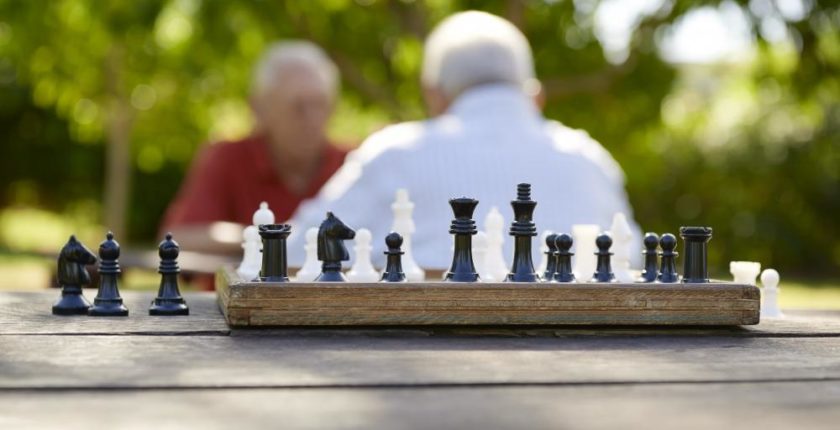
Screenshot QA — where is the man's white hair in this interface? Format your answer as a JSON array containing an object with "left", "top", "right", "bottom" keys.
[
  {"left": 421, "top": 11, "right": 537, "bottom": 99},
  {"left": 252, "top": 40, "right": 339, "bottom": 97}
]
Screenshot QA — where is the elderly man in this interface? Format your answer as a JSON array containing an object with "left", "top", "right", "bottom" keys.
[
  {"left": 289, "top": 12, "right": 640, "bottom": 269},
  {"left": 162, "top": 41, "right": 347, "bottom": 254}
]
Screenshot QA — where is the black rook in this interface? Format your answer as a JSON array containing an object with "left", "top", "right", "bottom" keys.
[
  {"left": 259, "top": 224, "right": 292, "bottom": 282},
  {"left": 680, "top": 226, "right": 713, "bottom": 283}
]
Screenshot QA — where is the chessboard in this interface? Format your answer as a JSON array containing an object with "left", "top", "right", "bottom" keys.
[{"left": 215, "top": 267, "right": 760, "bottom": 327}]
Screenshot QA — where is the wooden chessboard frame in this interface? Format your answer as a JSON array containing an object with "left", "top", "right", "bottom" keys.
[{"left": 216, "top": 267, "right": 760, "bottom": 327}]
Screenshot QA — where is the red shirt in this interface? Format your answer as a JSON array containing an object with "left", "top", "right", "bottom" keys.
[{"left": 162, "top": 134, "right": 347, "bottom": 229}]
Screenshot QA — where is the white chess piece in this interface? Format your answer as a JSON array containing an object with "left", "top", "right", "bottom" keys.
[
  {"left": 473, "top": 231, "right": 488, "bottom": 282},
  {"left": 293, "top": 227, "right": 320, "bottom": 282},
  {"left": 237, "top": 201, "right": 276, "bottom": 280},
  {"left": 483, "top": 207, "right": 508, "bottom": 282},
  {"left": 610, "top": 213, "right": 635, "bottom": 283},
  {"left": 572, "top": 224, "right": 599, "bottom": 281},
  {"left": 730, "top": 261, "right": 761, "bottom": 285},
  {"left": 760, "top": 268, "right": 784, "bottom": 318},
  {"left": 236, "top": 226, "right": 262, "bottom": 280},
  {"left": 391, "top": 189, "right": 425, "bottom": 281},
  {"left": 347, "top": 228, "right": 380, "bottom": 282},
  {"left": 536, "top": 230, "right": 554, "bottom": 276}
]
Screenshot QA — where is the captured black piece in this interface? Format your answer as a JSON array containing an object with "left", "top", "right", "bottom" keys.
[
  {"left": 89, "top": 232, "right": 128, "bottom": 316},
  {"left": 52, "top": 235, "right": 97, "bottom": 315},
  {"left": 149, "top": 233, "right": 189, "bottom": 315}
]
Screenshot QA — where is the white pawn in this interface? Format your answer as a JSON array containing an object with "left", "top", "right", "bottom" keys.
[
  {"left": 253, "top": 201, "right": 275, "bottom": 226},
  {"left": 347, "top": 228, "right": 379, "bottom": 282},
  {"left": 236, "top": 226, "right": 262, "bottom": 281},
  {"left": 760, "top": 268, "right": 784, "bottom": 318},
  {"left": 293, "top": 227, "right": 320, "bottom": 282},
  {"left": 610, "top": 213, "right": 635, "bottom": 283},
  {"left": 391, "top": 189, "right": 425, "bottom": 281},
  {"left": 572, "top": 224, "right": 600, "bottom": 281},
  {"left": 536, "top": 230, "right": 554, "bottom": 276},
  {"left": 730, "top": 261, "right": 761, "bottom": 285},
  {"left": 483, "top": 207, "right": 509, "bottom": 282},
  {"left": 473, "top": 231, "right": 489, "bottom": 282}
]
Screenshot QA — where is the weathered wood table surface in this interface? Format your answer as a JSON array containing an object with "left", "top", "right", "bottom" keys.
[{"left": 2, "top": 291, "right": 839, "bottom": 429}]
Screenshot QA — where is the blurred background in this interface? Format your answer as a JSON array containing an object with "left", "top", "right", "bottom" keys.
[{"left": 0, "top": 0, "right": 837, "bottom": 303}]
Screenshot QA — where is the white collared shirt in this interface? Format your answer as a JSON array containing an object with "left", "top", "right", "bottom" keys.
[{"left": 287, "top": 84, "right": 641, "bottom": 269}]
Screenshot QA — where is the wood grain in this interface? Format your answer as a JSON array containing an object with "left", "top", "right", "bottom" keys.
[{"left": 217, "top": 267, "right": 760, "bottom": 327}]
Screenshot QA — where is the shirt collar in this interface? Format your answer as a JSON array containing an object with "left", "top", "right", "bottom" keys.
[{"left": 446, "top": 84, "right": 540, "bottom": 122}]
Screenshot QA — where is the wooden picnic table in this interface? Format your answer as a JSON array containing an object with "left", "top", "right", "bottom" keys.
[{"left": 1, "top": 291, "right": 839, "bottom": 429}]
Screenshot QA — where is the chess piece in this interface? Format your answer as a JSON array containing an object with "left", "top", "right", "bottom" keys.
[
  {"left": 258, "top": 224, "right": 292, "bottom": 282},
  {"left": 149, "top": 233, "right": 189, "bottom": 315},
  {"left": 638, "top": 233, "right": 659, "bottom": 283},
  {"left": 346, "top": 228, "right": 379, "bottom": 282},
  {"left": 381, "top": 232, "right": 407, "bottom": 282},
  {"left": 315, "top": 212, "right": 356, "bottom": 282},
  {"left": 52, "top": 235, "right": 97, "bottom": 315},
  {"left": 553, "top": 233, "right": 576, "bottom": 283},
  {"left": 88, "top": 232, "right": 128, "bottom": 316},
  {"left": 506, "top": 183, "right": 539, "bottom": 282},
  {"left": 253, "top": 201, "right": 275, "bottom": 226},
  {"left": 473, "top": 231, "right": 489, "bottom": 282},
  {"left": 236, "top": 226, "right": 262, "bottom": 281},
  {"left": 542, "top": 233, "right": 559, "bottom": 281},
  {"left": 294, "top": 227, "right": 321, "bottom": 282},
  {"left": 591, "top": 233, "right": 617, "bottom": 282},
  {"left": 610, "top": 213, "right": 635, "bottom": 283},
  {"left": 680, "top": 226, "right": 713, "bottom": 283},
  {"left": 730, "top": 261, "right": 761, "bottom": 285},
  {"left": 657, "top": 233, "right": 679, "bottom": 283},
  {"left": 536, "top": 230, "right": 554, "bottom": 276},
  {"left": 760, "top": 268, "right": 784, "bottom": 318},
  {"left": 391, "top": 189, "right": 425, "bottom": 281},
  {"left": 444, "top": 197, "right": 480, "bottom": 282},
  {"left": 571, "top": 224, "right": 599, "bottom": 281},
  {"left": 483, "top": 207, "right": 508, "bottom": 282}
]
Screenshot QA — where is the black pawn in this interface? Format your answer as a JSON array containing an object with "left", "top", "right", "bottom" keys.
[
  {"left": 381, "top": 232, "right": 407, "bottom": 283},
  {"left": 259, "top": 224, "right": 292, "bottom": 282},
  {"left": 638, "top": 232, "right": 659, "bottom": 283},
  {"left": 52, "top": 235, "right": 97, "bottom": 315},
  {"left": 89, "top": 232, "right": 128, "bottom": 316},
  {"left": 444, "top": 197, "right": 480, "bottom": 282},
  {"left": 680, "top": 226, "right": 713, "bottom": 283},
  {"left": 542, "top": 233, "right": 559, "bottom": 281},
  {"left": 591, "top": 233, "right": 617, "bottom": 283},
  {"left": 657, "top": 233, "right": 679, "bottom": 283},
  {"left": 506, "top": 183, "right": 539, "bottom": 282},
  {"left": 149, "top": 233, "right": 189, "bottom": 316},
  {"left": 553, "top": 233, "right": 576, "bottom": 283}
]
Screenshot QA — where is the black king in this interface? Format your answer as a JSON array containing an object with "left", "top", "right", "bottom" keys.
[{"left": 506, "top": 183, "right": 539, "bottom": 282}]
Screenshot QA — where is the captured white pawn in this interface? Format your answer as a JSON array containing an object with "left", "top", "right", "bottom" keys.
[
  {"left": 760, "top": 269, "right": 784, "bottom": 318},
  {"left": 483, "top": 206, "right": 509, "bottom": 282},
  {"left": 610, "top": 213, "right": 635, "bottom": 283},
  {"left": 293, "top": 227, "right": 320, "bottom": 282},
  {"left": 391, "top": 189, "right": 425, "bottom": 281},
  {"left": 347, "top": 228, "right": 380, "bottom": 282},
  {"left": 236, "top": 226, "right": 262, "bottom": 281},
  {"left": 730, "top": 261, "right": 761, "bottom": 285}
]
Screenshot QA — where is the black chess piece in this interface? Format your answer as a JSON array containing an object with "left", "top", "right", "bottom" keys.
[
  {"left": 381, "top": 232, "right": 407, "bottom": 283},
  {"left": 680, "top": 226, "right": 713, "bottom": 283},
  {"left": 52, "top": 235, "right": 97, "bottom": 315},
  {"left": 657, "top": 233, "right": 679, "bottom": 283},
  {"left": 542, "top": 233, "right": 559, "bottom": 281},
  {"left": 149, "top": 233, "right": 189, "bottom": 315},
  {"left": 638, "top": 232, "right": 659, "bottom": 283},
  {"left": 506, "top": 183, "right": 539, "bottom": 282},
  {"left": 444, "top": 197, "right": 480, "bottom": 282},
  {"left": 591, "top": 233, "right": 617, "bottom": 283},
  {"left": 88, "top": 232, "right": 128, "bottom": 316},
  {"left": 258, "top": 223, "right": 292, "bottom": 282},
  {"left": 315, "top": 212, "right": 356, "bottom": 282},
  {"left": 553, "top": 233, "right": 576, "bottom": 283}
]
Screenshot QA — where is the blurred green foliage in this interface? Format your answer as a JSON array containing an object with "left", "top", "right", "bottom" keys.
[{"left": 0, "top": 0, "right": 837, "bottom": 276}]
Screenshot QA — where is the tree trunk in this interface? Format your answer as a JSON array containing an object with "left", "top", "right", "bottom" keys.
[{"left": 103, "top": 45, "right": 134, "bottom": 242}]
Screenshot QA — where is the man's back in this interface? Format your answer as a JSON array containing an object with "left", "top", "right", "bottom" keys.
[{"left": 290, "top": 85, "right": 640, "bottom": 269}]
